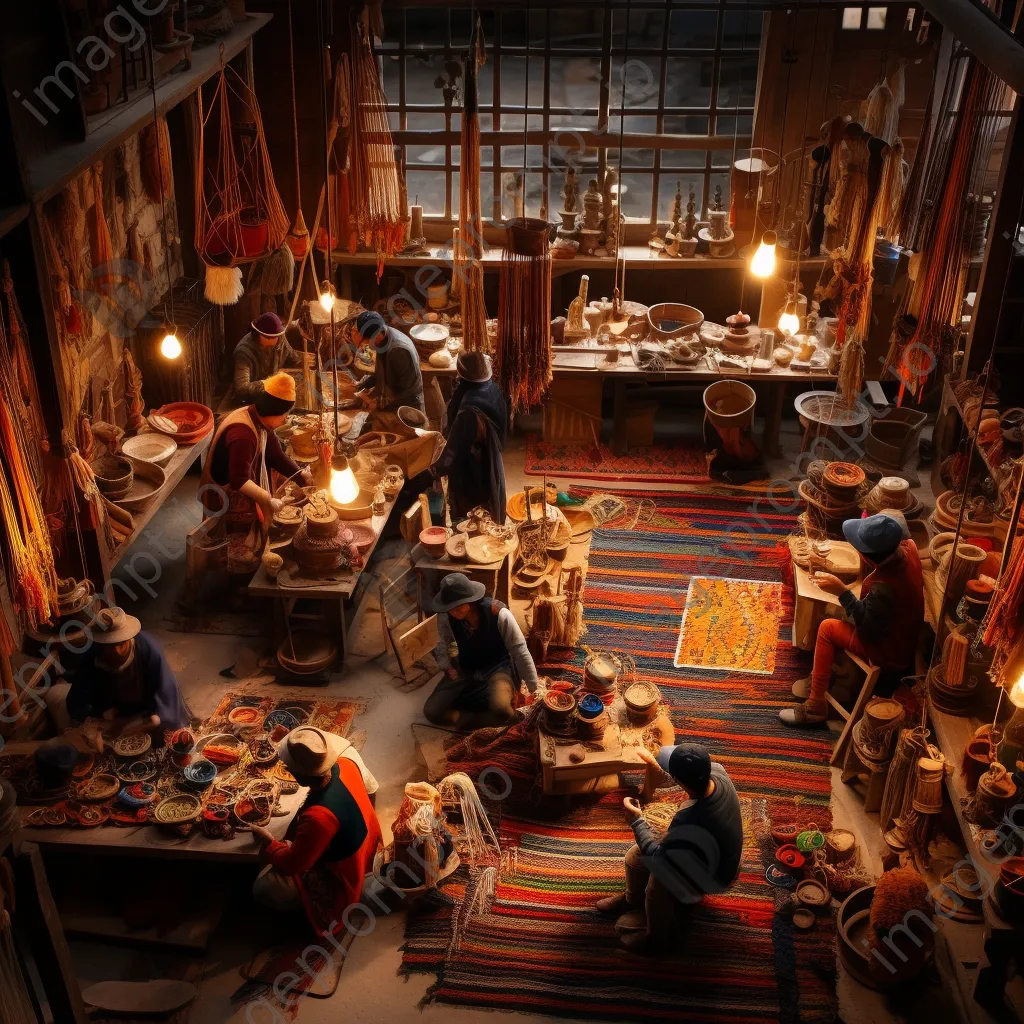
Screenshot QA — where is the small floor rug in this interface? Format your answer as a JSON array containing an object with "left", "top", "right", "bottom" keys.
[
  {"left": 401, "top": 483, "right": 838, "bottom": 1023},
  {"left": 674, "top": 576, "right": 783, "bottom": 675},
  {"left": 525, "top": 434, "right": 711, "bottom": 483},
  {"left": 211, "top": 692, "right": 363, "bottom": 738}
]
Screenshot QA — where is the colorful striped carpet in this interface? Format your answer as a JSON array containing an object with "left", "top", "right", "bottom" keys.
[
  {"left": 525, "top": 434, "right": 711, "bottom": 483},
  {"left": 402, "top": 485, "right": 838, "bottom": 1022}
]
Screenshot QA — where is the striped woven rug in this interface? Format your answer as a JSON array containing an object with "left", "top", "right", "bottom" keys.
[{"left": 403, "top": 485, "right": 838, "bottom": 1022}]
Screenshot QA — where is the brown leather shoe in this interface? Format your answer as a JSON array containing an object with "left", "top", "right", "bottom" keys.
[
  {"left": 594, "top": 892, "right": 631, "bottom": 915},
  {"left": 779, "top": 698, "right": 827, "bottom": 727},
  {"left": 614, "top": 910, "right": 647, "bottom": 933},
  {"left": 619, "top": 930, "right": 656, "bottom": 954}
]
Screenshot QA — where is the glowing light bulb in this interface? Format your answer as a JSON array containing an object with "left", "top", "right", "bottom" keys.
[
  {"left": 750, "top": 230, "right": 777, "bottom": 278},
  {"left": 160, "top": 332, "right": 182, "bottom": 359},
  {"left": 329, "top": 457, "right": 359, "bottom": 505},
  {"left": 1010, "top": 673, "right": 1024, "bottom": 709},
  {"left": 319, "top": 289, "right": 334, "bottom": 313},
  {"left": 777, "top": 308, "right": 800, "bottom": 338}
]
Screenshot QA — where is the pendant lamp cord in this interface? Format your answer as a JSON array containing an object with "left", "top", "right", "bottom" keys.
[{"left": 147, "top": 33, "right": 175, "bottom": 329}]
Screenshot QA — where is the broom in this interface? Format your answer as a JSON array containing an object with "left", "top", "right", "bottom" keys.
[
  {"left": 249, "top": 242, "right": 295, "bottom": 297},
  {"left": 284, "top": 0, "right": 309, "bottom": 259}
]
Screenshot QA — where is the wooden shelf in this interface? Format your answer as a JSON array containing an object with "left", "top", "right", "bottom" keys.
[
  {"left": 940, "top": 377, "right": 1016, "bottom": 499},
  {"left": 332, "top": 244, "right": 829, "bottom": 277},
  {"left": 24, "top": 14, "right": 272, "bottom": 203},
  {"left": 99, "top": 433, "right": 212, "bottom": 578}
]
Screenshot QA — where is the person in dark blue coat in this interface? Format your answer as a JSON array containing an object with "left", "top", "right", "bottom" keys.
[
  {"left": 431, "top": 351, "right": 508, "bottom": 524},
  {"left": 47, "top": 607, "right": 189, "bottom": 750}
]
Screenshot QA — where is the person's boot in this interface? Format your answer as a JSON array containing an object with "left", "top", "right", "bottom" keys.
[
  {"left": 614, "top": 910, "right": 647, "bottom": 933},
  {"left": 594, "top": 892, "right": 631, "bottom": 915},
  {"left": 791, "top": 676, "right": 812, "bottom": 699},
  {"left": 619, "top": 929, "right": 656, "bottom": 954},
  {"left": 779, "top": 697, "right": 827, "bottom": 727}
]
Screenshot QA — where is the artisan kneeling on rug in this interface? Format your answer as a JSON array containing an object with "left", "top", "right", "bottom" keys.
[
  {"left": 597, "top": 743, "right": 743, "bottom": 951},
  {"left": 423, "top": 573, "right": 538, "bottom": 730},
  {"left": 781, "top": 511, "right": 923, "bottom": 726},
  {"left": 46, "top": 607, "right": 188, "bottom": 749},
  {"left": 201, "top": 371, "right": 313, "bottom": 574},
  {"left": 251, "top": 727, "right": 381, "bottom": 933}
]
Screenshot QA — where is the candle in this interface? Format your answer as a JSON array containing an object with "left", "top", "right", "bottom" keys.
[{"left": 410, "top": 203, "right": 423, "bottom": 241}]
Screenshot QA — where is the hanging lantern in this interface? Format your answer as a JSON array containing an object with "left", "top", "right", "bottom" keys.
[
  {"left": 160, "top": 329, "right": 182, "bottom": 360},
  {"left": 778, "top": 299, "right": 800, "bottom": 338},
  {"left": 750, "top": 230, "right": 777, "bottom": 278}
]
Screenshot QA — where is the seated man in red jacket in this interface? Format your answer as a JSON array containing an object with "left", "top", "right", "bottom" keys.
[
  {"left": 781, "top": 511, "right": 924, "bottom": 726},
  {"left": 250, "top": 727, "right": 381, "bottom": 935}
]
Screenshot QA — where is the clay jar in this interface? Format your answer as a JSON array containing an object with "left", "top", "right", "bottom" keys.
[
  {"left": 961, "top": 736, "right": 994, "bottom": 792},
  {"left": 293, "top": 505, "right": 347, "bottom": 574}
]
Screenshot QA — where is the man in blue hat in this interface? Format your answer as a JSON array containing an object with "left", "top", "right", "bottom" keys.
[
  {"left": 595, "top": 741, "right": 743, "bottom": 952},
  {"left": 781, "top": 510, "right": 924, "bottom": 726}
]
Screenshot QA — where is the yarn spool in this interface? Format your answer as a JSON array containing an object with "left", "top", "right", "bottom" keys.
[
  {"left": 941, "top": 542, "right": 987, "bottom": 607},
  {"left": 942, "top": 629, "right": 969, "bottom": 688},
  {"left": 826, "top": 828, "right": 857, "bottom": 864},
  {"left": 623, "top": 681, "right": 661, "bottom": 725},
  {"left": 542, "top": 690, "right": 576, "bottom": 731},
  {"left": 862, "top": 697, "right": 905, "bottom": 746},
  {"left": 822, "top": 462, "right": 867, "bottom": 501},
  {"left": 582, "top": 653, "right": 620, "bottom": 696},
  {"left": 911, "top": 757, "right": 946, "bottom": 814}
]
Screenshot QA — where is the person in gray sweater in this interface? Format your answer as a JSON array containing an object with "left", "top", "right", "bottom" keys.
[
  {"left": 227, "top": 311, "right": 302, "bottom": 408},
  {"left": 596, "top": 742, "right": 743, "bottom": 952}
]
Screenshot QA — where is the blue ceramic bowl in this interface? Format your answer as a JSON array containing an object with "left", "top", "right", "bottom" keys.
[
  {"left": 118, "top": 782, "right": 157, "bottom": 807},
  {"left": 183, "top": 758, "right": 217, "bottom": 787},
  {"left": 263, "top": 710, "right": 299, "bottom": 733},
  {"left": 577, "top": 694, "right": 604, "bottom": 719}
]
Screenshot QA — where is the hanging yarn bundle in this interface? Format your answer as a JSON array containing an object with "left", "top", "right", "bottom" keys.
[
  {"left": 140, "top": 115, "right": 173, "bottom": 203},
  {"left": 457, "top": 20, "right": 489, "bottom": 353},
  {"left": 347, "top": 26, "right": 405, "bottom": 275},
  {"left": 496, "top": 218, "right": 552, "bottom": 416},
  {"left": 884, "top": 53, "right": 1008, "bottom": 400},
  {"left": 0, "top": 310, "right": 59, "bottom": 632},
  {"left": 88, "top": 162, "right": 116, "bottom": 297},
  {"left": 437, "top": 772, "right": 501, "bottom": 867},
  {"left": 195, "top": 65, "right": 290, "bottom": 304}
]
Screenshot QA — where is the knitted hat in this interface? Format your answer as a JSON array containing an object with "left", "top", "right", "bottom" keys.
[
  {"left": 457, "top": 350, "right": 492, "bottom": 383},
  {"left": 356, "top": 310, "right": 388, "bottom": 345},
  {"left": 251, "top": 311, "right": 287, "bottom": 338},
  {"left": 253, "top": 371, "right": 296, "bottom": 418}
]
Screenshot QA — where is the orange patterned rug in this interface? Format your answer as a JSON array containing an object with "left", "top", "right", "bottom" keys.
[{"left": 674, "top": 576, "right": 783, "bottom": 675}]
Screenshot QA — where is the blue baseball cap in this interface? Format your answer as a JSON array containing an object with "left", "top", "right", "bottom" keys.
[
  {"left": 842, "top": 512, "right": 906, "bottom": 556},
  {"left": 656, "top": 742, "right": 712, "bottom": 790}
]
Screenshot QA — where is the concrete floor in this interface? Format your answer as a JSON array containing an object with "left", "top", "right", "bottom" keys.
[{"left": 59, "top": 414, "right": 985, "bottom": 1024}]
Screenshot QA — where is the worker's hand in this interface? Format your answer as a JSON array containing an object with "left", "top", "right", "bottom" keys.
[
  {"left": 300, "top": 468, "right": 314, "bottom": 487},
  {"left": 81, "top": 720, "right": 105, "bottom": 753},
  {"left": 266, "top": 497, "right": 285, "bottom": 515},
  {"left": 813, "top": 571, "right": 845, "bottom": 596},
  {"left": 250, "top": 824, "right": 275, "bottom": 845},
  {"left": 622, "top": 797, "right": 643, "bottom": 823},
  {"left": 635, "top": 746, "right": 660, "bottom": 769}
]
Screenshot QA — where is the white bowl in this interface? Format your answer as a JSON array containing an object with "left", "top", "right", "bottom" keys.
[{"left": 121, "top": 433, "right": 177, "bottom": 467}]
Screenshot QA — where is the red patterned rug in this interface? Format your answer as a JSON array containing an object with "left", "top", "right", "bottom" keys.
[
  {"left": 525, "top": 434, "right": 711, "bottom": 483},
  {"left": 401, "top": 484, "right": 838, "bottom": 1022}
]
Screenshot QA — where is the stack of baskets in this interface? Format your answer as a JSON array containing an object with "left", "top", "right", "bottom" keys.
[{"left": 799, "top": 461, "right": 868, "bottom": 537}]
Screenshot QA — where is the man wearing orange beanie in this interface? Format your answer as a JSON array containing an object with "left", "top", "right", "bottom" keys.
[{"left": 201, "top": 371, "right": 312, "bottom": 574}]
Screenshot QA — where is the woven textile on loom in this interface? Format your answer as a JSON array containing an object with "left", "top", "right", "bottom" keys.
[{"left": 402, "top": 485, "right": 836, "bottom": 1023}]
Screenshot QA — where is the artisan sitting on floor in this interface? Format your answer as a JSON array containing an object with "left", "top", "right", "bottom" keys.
[
  {"left": 45, "top": 607, "right": 189, "bottom": 749},
  {"left": 596, "top": 742, "right": 743, "bottom": 952},
  {"left": 251, "top": 727, "right": 381, "bottom": 933},
  {"left": 781, "top": 510, "right": 923, "bottom": 727},
  {"left": 423, "top": 573, "right": 539, "bottom": 730}
]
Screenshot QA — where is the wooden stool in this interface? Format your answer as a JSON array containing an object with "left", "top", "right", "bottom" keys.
[
  {"left": 828, "top": 651, "right": 882, "bottom": 768},
  {"left": 841, "top": 736, "right": 891, "bottom": 812}
]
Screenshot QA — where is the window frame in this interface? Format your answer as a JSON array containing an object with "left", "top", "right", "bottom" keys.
[{"left": 377, "top": 1, "right": 765, "bottom": 241}]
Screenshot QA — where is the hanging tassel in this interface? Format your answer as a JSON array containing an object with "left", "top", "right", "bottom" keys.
[
  {"left": 88, "top": 163, "right": 115, "bottom": 297},
  {"left": 141, "top": 116, "right": 174, "bottom": 202},
  {"left": 204, "top": 264, "right": 244, "bottom": 305},
  {"left": 286, "top": 209, "right": 309, "bottom": 259},
  {"left": 248, "top": 243, "right": 294, "bottom": 297}
]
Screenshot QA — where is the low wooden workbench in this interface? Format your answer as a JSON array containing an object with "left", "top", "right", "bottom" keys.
[
  {"left": 791, "top": 561, "right": 862, "bottom": 651},
  {"left": 423, "top": 352, "right": 836, "bottom": 457}
]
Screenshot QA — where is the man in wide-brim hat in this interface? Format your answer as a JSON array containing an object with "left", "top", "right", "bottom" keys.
[
  {"left": 781, "top": 510, "right": 923, "bottom": 726},
  {"left": 422, "top": 572, "right": 538, "bottom": 730},
  {"left": 227, "top": 311, "right": 304, "bottom": 408},
  {"left": 430, "top": 351, "right": 508, "bottom": 523},
  {"left": 45, "top": 606, "right": 189, "bottom": 750},
  {"left": 249, "top": 727, "right": 381, "bottom": 933}
]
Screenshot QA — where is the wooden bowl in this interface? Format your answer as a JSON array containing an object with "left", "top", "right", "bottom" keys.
[
  {"left": 91, "top": 455, "right": 134, "bottom": 501},
  {"left": 277, "top": 630, "right": 338, "bottom": 675},
  {"left": 150, "top": 402, "right": 214, "bottom": 445},
  {"left": 121, "top": 432, "right": 177, "bottom": 466},
  {"left": 117, "top": 458, "right": 167, "bottom": 511}
]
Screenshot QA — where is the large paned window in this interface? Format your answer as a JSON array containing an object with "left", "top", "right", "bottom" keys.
[{"left": 378, "top": 2, "right": 764, "bottom": 235}]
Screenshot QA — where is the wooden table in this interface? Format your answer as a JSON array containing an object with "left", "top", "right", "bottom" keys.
[
  {"left": 3, "top": 740, "right": 301, "bottom": 862},
  {"left": 410, "top": 542, "right": 510, "bottom": 606},
  {"left": 791, "top": 561, "right": 862, "bottom": 651},
  {"left": 537, "top": 713, "right": 674, "bottom": 795},
  {"left": 423, "top": 352, "right": 836, "bottom": 456},
  {"left": 98, "top": 433, "right": 213, "bottom": 578},
  {"left": 247, "top": 495, "right": 399, "bottom": 669}
]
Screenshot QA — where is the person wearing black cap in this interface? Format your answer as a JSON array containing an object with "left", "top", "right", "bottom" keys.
[
  {"left": 596, "top": 742, "right": 743, "bottom": 952},
  {"left": 431, "top": 351, "right": 508, "bottom": 523},
  {"left": 422, "top": 573, "right": 538, "bottom": 730},
  {"left": 781, "top": 510, "right": 923, "bottom": 726},
  {"left": 227, "top": 311, "right": 302, "bottom": 408},
  {"left": 200, "top": 371, "right": 312, "bottom": 572},
  {"left": 354, "top": 311, "right": 424, "bottom": 431}
]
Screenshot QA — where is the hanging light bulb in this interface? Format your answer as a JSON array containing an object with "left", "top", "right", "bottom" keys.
[
  {"left": 160, "top": 329, "right": 182, "bottom": 360},
  {"left": 750, "top": 230, "right": 777, "bottom": 278},
  {"left": 777, "top": 299, "right": 800, "bottom": 338},
  {"left": 329, "top": 451, "right": 359, "bottom": 506},
  {"left": 319, "top": 280, "right": 336, "bottom": 313}
]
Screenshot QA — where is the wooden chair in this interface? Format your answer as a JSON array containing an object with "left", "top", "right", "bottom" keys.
[{"left": 828, "top": 651, "right": 882, "bottom": 768}]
